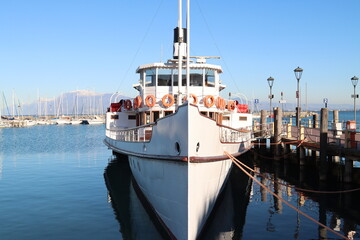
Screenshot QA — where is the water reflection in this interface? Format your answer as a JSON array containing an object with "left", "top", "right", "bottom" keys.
[
  {"left": 104, "top": 155, "right": 254, "bottom": 240},
  {"left": 253, "top": 152, "right": 360, "bottom": 239},
  {"left": 104, "top": 155, "right": 165, "bottom": 239}
]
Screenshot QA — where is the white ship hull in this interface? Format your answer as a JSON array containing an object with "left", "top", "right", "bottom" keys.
[{"left": 105, "top": 104, "right": 252, "bottom": 239}]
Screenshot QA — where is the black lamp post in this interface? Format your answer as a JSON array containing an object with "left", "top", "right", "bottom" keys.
[
  {"left": 294, "top": 67, "right": 303, "bottom": 127},
  {"left": 267, "top": 77, "right": 274, "bottom": 119},
  {"left": 351, "top": 76, "right": 359, "bottom": 124}
]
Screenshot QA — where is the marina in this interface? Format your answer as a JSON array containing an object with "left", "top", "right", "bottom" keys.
[
  {"left": 1, "top": 0, "right": 360, "bottom": 239},
  {"left": 0, "top": 124, "right": 359, "bottom": 239}
]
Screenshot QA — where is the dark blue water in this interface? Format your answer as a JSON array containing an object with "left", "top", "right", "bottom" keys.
[{"left": 0, "top": 125, "right": 359, "bottom": 239}]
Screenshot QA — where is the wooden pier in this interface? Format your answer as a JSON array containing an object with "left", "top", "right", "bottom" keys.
[{"left": 253, "top": 108, "right": 360, "bottom": 184}]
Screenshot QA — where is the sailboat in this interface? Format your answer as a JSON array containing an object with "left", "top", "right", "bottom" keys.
[{"left": 104, "top": 1, "right": 253, "bottom": 239}]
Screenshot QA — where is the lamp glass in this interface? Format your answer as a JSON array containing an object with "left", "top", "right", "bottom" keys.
[
  {"left": 351, "top": 76, "right": 359, "bottom": 87},
  {"left": 267, "top": 77, "right": 274, "bottom": 87}
]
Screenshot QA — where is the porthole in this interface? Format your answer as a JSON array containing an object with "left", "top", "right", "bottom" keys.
[{"left": 175, "top": 142, "right": 180, "bottom": 155}]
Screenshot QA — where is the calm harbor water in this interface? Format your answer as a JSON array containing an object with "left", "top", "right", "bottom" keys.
[{"left": 0, "top": 124, "right": 359, "bottom": 239}]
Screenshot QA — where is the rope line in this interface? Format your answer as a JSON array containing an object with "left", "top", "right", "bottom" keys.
[
  {"left": 249, "top": 138, "right": 306, "bottom": 160},
  {"left": 229, "top": 152, "right": 360, "bottom": 194},
  {"left": 225, "top": 151, "right": 349, "bottom": 240}
]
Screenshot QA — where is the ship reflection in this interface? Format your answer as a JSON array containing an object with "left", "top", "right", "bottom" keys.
[{"left": 104, "top": 155, "right": 253, "bottom": 240}]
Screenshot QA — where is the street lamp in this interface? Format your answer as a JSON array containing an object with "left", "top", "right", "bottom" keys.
[
  {"left": 294, "top": 67, "right": 303, "bottom": 127},
  {"left": 267, "top": 77, "right": 274, "bottom": 119},
  {"left": 351, "top": 76, "right": 359, "bottom": 124}
]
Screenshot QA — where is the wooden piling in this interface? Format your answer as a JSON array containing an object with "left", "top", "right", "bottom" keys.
[
  {"left": 260, "top": 110, "right": 267, "bottom": 150},
  {"left": 260, "top": 110, "right": 267, "bottom": 137},
  {"left": 344, "top": 158, "right": 353, "bottom": 183},
  {"left": 333, "top": 110, "right": 339, "bottom": 123},
  {"left": 319, "top": 108, "right": 328, "bottom": 181},
  {"left": 274, "top": 107, "right": 282, "bottom": 157}
]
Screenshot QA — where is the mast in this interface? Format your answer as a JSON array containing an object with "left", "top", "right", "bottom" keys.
[
  {"left": 186, "top": 0, "right": 190, "bottom": 99},
  {"left": 177, "top": 0, "right": 183, "bottom": 101}
]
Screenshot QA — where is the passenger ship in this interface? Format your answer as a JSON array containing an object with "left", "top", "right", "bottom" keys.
[{"left": 104, "top": 1, "right": 253, "bottom": 239}]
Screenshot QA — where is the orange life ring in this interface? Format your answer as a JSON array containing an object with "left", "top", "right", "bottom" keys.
[
  {"left": 145, "top": 95, "right": 156, "bottom": 107},
  {"left": 203, "top": 95, "right": 215, "bottom": 108},
  {"left": 124, "top": 99, "right": 132, "bottom": 110},
  {"left": 216, "top": 97, "right": 226, "bottom": 110},
  {"left": 162, "top": 94, "right": 174, "bottom": 108},
  {"left": 183, "top": 94, "right": 198, "bottom": 104},
  {"left": 133, "top": 95, "right": 142, "bottom": 110},
  {"left": 227, "top": 100, "right": 236, "bottom": 111}
]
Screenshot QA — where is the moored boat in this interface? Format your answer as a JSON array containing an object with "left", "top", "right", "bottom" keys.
[{"left": 104, "top": 1, "right": 253, "bottom": 239}]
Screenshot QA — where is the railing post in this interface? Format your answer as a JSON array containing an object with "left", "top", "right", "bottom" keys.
[{"left": 313, "top": 114, "right": 318, "bottom": 128}]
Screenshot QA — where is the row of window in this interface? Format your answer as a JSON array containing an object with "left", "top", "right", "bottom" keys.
[{"left": 143, "top": 68, "right": 216, "bottom": 87}]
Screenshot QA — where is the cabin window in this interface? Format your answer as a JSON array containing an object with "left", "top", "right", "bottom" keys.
[
  {"left": 209, "top": 112, "right": 214, "bottom": 119},
  {"left": 111, "top": 115, "right": 119, "bottom": 119},
  {"left": 200, "top": 111, "right": 207, "bottom": 117},
  {"left": 152, "top": 111, "right": 160, "bottom": 122},
  {"left": 205, "top": 70, "right": 215, "bottom": 87},
  {"left": 239, "top": 116, "right": 247, "bottom": 121},
  {"left": 128, "top": 115, "right": 136, "bottom": 120},
  {"left": 158, "top": 69, "right": 172, "bottom": 86},
  {"left": 190, "top": 69, "right": 203, "bottom": 86},
  {"left": 164, "top": 110, "right": 173, "bottom": 116},
  {"left": 173, "top": 69, "right": 186, "bottom": 86},
  {"left": 223, "top": 116, "right": 230, "bottom": 120},
  {"left": 145, "top": 69, "right": 156, "bottom": 87},
  {"left": 145, "top": 112, "right": 151, "bottom": 124}
]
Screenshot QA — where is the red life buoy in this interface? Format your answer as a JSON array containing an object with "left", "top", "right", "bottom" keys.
[
  {"left": 203, "top": 95, "right": 215, "bottom": 108},
  {"left": 183, "top": 94, "right": 198, "bottom": 105},
  {"left": 162, "top": 94, "right": 174, "bottom": 108},
  {"left": 133, "top": 95, "right": 142, "bottom": 110},
  {"left": 145, "top": 95, "right": 156, "bottom": 107},
  {"left": 124, "top": 99, "right": 132, "bottom": 110}
]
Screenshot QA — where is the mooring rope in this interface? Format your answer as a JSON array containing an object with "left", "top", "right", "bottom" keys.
[
  {"left": 249, "top": 138, "right": 306, "bottom": 160},
  {"left": 225, "top": 151, "right": 349, "bottom": 240},
  {"left": 229, "top": 151, "right": 360, "bottom": 194}
]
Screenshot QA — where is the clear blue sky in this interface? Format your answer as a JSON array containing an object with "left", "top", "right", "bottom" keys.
[{"left": 1, "top": 0, "right": 359, "bottom": 107}]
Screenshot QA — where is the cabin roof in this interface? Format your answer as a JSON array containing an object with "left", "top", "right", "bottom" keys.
[{"left": 136, "top": 62, "right": 223, "bottom": 73}]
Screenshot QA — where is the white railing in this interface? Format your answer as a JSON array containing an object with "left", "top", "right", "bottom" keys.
[
  {"left": 220, "top": 126, "right": 252, "bottom": 143},
  {"left": 106, "top": 125, "right": 153, "bottom": 142}
]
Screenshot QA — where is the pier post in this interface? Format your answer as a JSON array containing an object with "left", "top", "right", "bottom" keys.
[
  {"left": 297, "top": 126, "right": 305, "bottom": 164},
  {"left": 333, "top": 110, "right": 339, "bottom": 123},
  {"left": 260, "top": 110, "right": 267, "bottom": 150},
  {"left": 260, "top": 110, "right": 267, "bottom": 137},
  {"left": 319, "top": 108, "right": 328, "bottom": 181},
  {"left": 344, "top": 158, "right": 353, "bottom": 183},
  {"left": 274, "top": 107, "right": 282, "bottom": 158}
]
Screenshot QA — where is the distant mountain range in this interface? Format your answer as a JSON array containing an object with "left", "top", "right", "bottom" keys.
[
  {"left": 1, "top": 90, "right": 357, "bottom": 116},
  {"left": 1, "top": 90, "right": 129, "bottom": 116}
]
